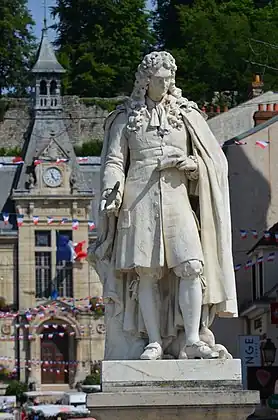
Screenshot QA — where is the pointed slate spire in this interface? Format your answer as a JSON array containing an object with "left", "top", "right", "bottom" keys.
[{"left": 32, "top": 27, "right": 65, "bottom": 74}]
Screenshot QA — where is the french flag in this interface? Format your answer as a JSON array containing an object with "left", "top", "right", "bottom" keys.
[
  {"left": 257, "top": 255, "right": 264, "bottom": 264},
  {"left": 12, "top": 157, "right": 24, "bottom": 164},
  {"left": 88, "top": 221, "right": 96, "bottom": 231},
  {"left": 240, "top": 229, "right": 248, "bottom": 239},
  {"left": 251, "top": 230, "right": 258, "bottom": 239},
  {"left": 47, "top": 216, "right": 53, "bottom": 225},
  {"left": 17, "top": 215, "right": 24, "bottom": 227},
  {"left": 267, "top": 252, "right": 276, "bottom": 262},
  {"left": 2, "top": 213, "right": 9, "bottom": 225},
  {"left": 264, "top": 231, "right": 271, "bottom": 240},
  {"left": 33, "top": 216, "right": 39, "bottom": 225},
  {"left": 245, "top": 260, "right": 253, "bottom": 270},
  {"left": 56, "top": 234, "right": 75, "bottom": 263},
  {"left": 60, "top": 218, "right": 68, "bottom": 225},
  {"left": 72, "top": 219, "right": 79, "bottom": 230},
  {"left": 256, "top": 140, "right": 269, "bottom": 149},
  {"left": 234, "top": 264, "right": 241, "bottom": 271},
  {"left": 74, "top": 241, "right": 87, "bottom": 261}
]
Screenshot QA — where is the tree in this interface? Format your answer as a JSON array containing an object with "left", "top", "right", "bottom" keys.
[
  {"left": 5, "top": 380, "right": 28, "bottom": 404},
  {"left": 0, "top": 0, "right": 35, "bottom": 96},
  {"left": 52, "top": 0, "right": 154, "bottom": 97},
  {"left": 153, "top": 0, "right": 278, "bottom": 103}
]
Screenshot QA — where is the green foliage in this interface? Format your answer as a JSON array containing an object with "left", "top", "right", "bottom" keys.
[
  {"left": 0, "top": 146, "right": 22, "bottom": 156},
  {"left": 52, "top": 0, "right": 154, "bottom": 97},
  {"left": 83, "top": 373, "right": 100, "bottom": 385},
  {"left": 0, "top": 366, "right": 14, "bottom": 383},
  {"left": 74, "top": 140, "right": 103, "bottom": 157},
  {"left": 0, "top": 100, "right": 9, "bottom": 122},
  {"left": 0, "top": 297, "right": 6, "bottom": 309},
  {"left": 153, "top": 0, "right": 278, "bottom": 103},
  {"left": 5, "top": 380, "right": 28, "bottom": 404},
  {"left": 89, "top": 297, "right": 105, "bottom": 318},
  {"left": 83, "top": 361, "right": 101, "bottom": 385},
  {"left": 0, "top": 1, "right": 35, "bottom": 96},
  {"left": 80, "top": 97, "right": 124, "bottom": 112}
]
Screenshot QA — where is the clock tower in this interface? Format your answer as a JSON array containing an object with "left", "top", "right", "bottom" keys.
[
  {"left": 3, "top": 19, "right": 104, "bottom": 389},
  {"left": 12, "top": 24, "right": 93, "bottom": 309}
]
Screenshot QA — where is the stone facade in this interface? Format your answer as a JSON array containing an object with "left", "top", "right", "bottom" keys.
[{"left": 0, "top": 27, "right": 105, "bottom": 389}]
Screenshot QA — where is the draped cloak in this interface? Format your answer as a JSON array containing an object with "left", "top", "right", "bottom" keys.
[{"left": 88, "top": 98, "right": 238, "bottom": 360}]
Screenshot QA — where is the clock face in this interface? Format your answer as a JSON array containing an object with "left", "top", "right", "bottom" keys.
[{"left": 43, "top": 167, "right": 62, "bottom": 187}]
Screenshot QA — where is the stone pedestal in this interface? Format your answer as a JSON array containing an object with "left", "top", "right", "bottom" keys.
[{"left": 86, "top": 359, "right": 260, "bottom": 420}]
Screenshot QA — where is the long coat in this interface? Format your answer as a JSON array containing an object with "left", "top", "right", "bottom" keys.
[
  {"left": 102, "top": 110, "right": 204, "bottom": 270},
  {"left": 93, "top": 98, "right": 238, "bottom": 329}
]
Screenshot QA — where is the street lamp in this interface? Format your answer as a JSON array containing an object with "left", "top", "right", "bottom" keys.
[{"left": 261, "top": 338, "right": 277, "bottom": 366}]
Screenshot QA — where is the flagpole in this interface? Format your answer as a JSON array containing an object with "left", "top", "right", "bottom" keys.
[{"left": 88, "top": 259, "right": 93, "bottom": 373}]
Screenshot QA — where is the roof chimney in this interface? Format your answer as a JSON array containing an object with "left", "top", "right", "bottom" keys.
[
  {"left": 250, "top": 74, "right": 264, "bottom": 98},
  {"left": 253, "top": 103, "right": 278, "bottom": 126}
]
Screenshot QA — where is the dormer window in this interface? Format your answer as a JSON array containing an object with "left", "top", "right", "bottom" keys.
[
  {"left": 40, "top": 80, "right": 47, "bottom": 95},
  {"left": 50, "top": 80, "right": 57, "bottom": 95}
]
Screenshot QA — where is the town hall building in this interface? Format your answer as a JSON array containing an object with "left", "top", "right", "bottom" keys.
[{"left": 0, "top": 26, "right": 104, "bottom": 389}]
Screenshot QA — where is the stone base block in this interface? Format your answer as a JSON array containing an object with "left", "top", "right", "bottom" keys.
[
  {"left": 102, "top": 359, "right": 242, "bottom": 392},
  {"left": 87, "top": 360, "right": 260, "bottom": 420},
  {"left": 87, "top": 389, "right": 260, "bottom": 420}
]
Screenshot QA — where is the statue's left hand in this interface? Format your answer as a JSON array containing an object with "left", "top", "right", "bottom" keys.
[
  {"left": 176, "top": 158, "right": 198, "bottom": 172},
  {"left": 157, "top": 155, "right": 198, "bottom": 173}
]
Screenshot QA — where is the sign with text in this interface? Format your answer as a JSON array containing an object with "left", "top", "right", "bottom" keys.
[
  {"left": 239, "top": 335, "right": 261, "bottom": 389},
  {"left": 271, "top": 303, "right": 278, "bottom": 324}
]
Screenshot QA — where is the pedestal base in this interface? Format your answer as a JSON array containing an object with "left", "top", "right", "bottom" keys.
[
  {"left": 101, "top": 359, "right": 242, "bottom": 392},
  {"left": 87, "top": 390, "right": 259, "bottom": 420},
  {"left": 86, "top": 360, "right": 260, "bottom": 420}
]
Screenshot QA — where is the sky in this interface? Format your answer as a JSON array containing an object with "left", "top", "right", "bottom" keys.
[
  {"left": 27, "top": 0, "right": 57, "bottom": 41},
  {"left": 27, "top": 0, "right": 153, "bottom": 41}
]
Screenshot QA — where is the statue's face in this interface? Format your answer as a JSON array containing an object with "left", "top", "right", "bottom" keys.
[{"left": 147, "top": 66, "right": 172, "bottom": 101}]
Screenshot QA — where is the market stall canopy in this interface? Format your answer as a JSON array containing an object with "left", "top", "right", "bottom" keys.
[
  {"left": 0, "top": 414, "right": 14, "bottom": 420},
  {"left": 24, "top": 392, "right": 64, "bottom": 398},
  {"left": 27, "top": 405, "right": 89, "bottom": 417}
]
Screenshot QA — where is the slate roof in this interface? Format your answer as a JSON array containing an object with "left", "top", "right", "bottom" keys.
[
  {"left": 81, "top": 163, "right": 101, "bottom": 224},
  {"left": 208, "top": 91, "right": 278, "bottom": 143},
  {"left": 32, "top": 29, "right": 65, "bottom": 74},
  {"left": 16, "top": 115, "right": 91, "bottom": 192},
  {"left": 0, "top": 165, "right": 19, "bottom": 230}
]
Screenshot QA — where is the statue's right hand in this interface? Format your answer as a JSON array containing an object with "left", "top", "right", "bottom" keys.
[
  {"left": 100, "top": 198, "right": 119, "bottom": 215},
  {"left": 100, "top": 188, "right": 122, "bottom": 215}
]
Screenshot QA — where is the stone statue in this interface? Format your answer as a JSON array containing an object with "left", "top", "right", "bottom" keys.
[
  {"left": 28, "top": 172, "right": 35, "bottom": 189},
  {"left": 88, "top": 51, "right": 238, "bottom": 361},
  {"left": 70, "top": 170, "right": 78, "bottom": 192}
]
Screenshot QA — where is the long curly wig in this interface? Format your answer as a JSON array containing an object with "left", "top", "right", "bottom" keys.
[{"left": 126, "top": 51, "right": 185, "bottom": 133}]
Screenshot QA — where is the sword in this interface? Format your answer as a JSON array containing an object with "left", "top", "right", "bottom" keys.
[{"left": 100, "top": 181, "right": 120, "bottom": 213}]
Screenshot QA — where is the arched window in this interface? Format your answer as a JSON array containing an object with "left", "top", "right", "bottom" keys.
[
  {"left": 50, "top": 80, "right": 57, "bottom": 95},
  {"left": 39, "top": 80, "right": 47, "bottom": 95}
]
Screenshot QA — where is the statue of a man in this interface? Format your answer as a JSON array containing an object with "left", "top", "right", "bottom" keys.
[{"left": 90, "top": 51, "right": 238, "bottom": 361}]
